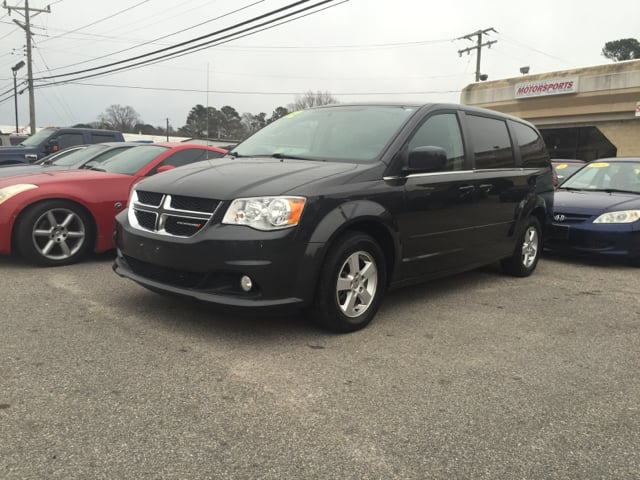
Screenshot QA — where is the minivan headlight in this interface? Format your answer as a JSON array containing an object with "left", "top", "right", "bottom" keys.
[
  {"left": 0, "top": 184, "right": 38, "bottom": 205},
  {"left": 222, "top": 196, "right": 306, "bottom": 230},
  {"left": 593, "top": 210, "right": 640, "bottom": 224}
]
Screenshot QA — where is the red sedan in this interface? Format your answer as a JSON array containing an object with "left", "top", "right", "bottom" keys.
[{"left": 0, "top": 143, "right": 227, "bottom": 266}]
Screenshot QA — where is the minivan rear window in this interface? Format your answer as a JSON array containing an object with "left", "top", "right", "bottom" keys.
[{"left": 467, "top": 115, "right": 514, "bottom": 169}]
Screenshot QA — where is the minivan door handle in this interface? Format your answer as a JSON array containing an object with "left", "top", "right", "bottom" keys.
[{"left": 458, "top": 185, "right": 475, "bottom": 192}]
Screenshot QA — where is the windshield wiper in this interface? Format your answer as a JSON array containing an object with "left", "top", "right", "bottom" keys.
[
  {"left": 271, "top": 153, "right": 311, "bottom": 160},
  {"left": 81, "top": 161, "right": 106, "bottom": 172},
  {"left": 227, "top": 151, "right": 243, "bottom": 158},
  {"left": 597, "top": 188, "right": 639, "bottom": 195}
]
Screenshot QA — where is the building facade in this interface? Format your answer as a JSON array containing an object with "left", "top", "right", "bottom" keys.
[{"left": 460, "top": 60, "right": 640, "bottom": 160}]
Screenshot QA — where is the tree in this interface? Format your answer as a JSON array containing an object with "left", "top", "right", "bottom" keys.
[
  {"left": 267, "top": 106, "right": 289, "bottom": 124},
  {"left": 98, "top": 104, "right": 141, "bottom": 133},
  {"left": 602, "top": 38, "right": 640, "bottom": 62},
  {"left": 241, "top": 112, "right": 267, "bottom": 137},
  {"left": 181, "top": 104, "right": 208, "bottom": 138},
  {"left": 219, "top": 105, "right": 244, "bottom": 139},
  {"left": 133, "top": 123, "right": 162, "bottom": 135},
  {"left": 289, "top": 90, "right": 338, "bottom": 111}
]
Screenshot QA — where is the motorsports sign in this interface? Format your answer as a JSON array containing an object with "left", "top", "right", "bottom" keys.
[{"left": 515, "top": 77, "right": 578, "bottom": 98}]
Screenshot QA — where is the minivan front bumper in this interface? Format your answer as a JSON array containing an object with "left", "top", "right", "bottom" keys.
[{"left": 112, "top": 212, "right": 323, "bottom": 312}]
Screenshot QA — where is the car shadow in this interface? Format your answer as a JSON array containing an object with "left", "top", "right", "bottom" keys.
[{"left": 541, "top": 249, "right": 633, "bottom": 269}]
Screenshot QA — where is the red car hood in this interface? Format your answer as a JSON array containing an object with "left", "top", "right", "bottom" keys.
[{"left": 0, "top": 168, "right": 130, "bottom": 188}]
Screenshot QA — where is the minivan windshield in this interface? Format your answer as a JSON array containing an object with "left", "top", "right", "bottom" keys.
[{"left": 232, "top": 105, "right": 417, "bottom": 163}]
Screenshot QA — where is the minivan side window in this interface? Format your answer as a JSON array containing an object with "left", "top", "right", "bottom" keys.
[
  {"left": 510, "top": 121, "right": 548, "bottom": 168},
  {"left": 466, "top": 115, "right": 514, "bottom": 169},
  {"left": 408, "top": 113, "right": 465, "bottom": 170}
]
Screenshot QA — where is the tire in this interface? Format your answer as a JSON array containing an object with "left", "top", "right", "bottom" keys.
[
  {"left": 15, "top": 200, "right": 93, "bottom": 267},
  {"left": 312, "top": 232, "right": 387, "bottom": 333},
  {"left": 501, "top": 216, "right": 541, "bottom": 277}
]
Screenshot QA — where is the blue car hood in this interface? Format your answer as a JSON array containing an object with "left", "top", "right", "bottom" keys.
[{"left": 554, "top": 189, "right": 640, "bottom": 214}]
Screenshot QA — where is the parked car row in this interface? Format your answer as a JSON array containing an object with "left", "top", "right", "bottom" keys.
[
  {"left": 0, "top": 143, "right": 227, "bottom": 266},
  {"left": 0, "top": 105, "right": 638, "bottom": 333},
  {"left": 0, "top": 127, "right": 126, "bottom": 165},
  {"left": 551, "top": 158, "right": 586, "bottom": 186},
  {"left": 546, "top": 158, "right": 640, "bottom": 266}
]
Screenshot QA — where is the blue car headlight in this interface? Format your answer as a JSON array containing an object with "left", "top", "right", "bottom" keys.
[{"left": 593, "top": 210, "right": 640, "bottom": 224}]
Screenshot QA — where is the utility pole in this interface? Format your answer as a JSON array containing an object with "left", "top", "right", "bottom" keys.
[
  {"left": 166, "top": 118, "right": 170, "bottom": 141},
  {"left": 3, "top": 0, "right": 51, "bottom": 135},
  {"left": 457, "top": 28, "right": 497, "bottom": 82}
]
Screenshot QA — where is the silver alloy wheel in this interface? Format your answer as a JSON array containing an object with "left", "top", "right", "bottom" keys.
[
  {"left": 31, "top": 207, "right": 86, "bottom": 261},
  {"left": 335, "top": 250, "right": 378, "bottom": 318},
  {"left": 521, "top": 226, "right": 539, "bottom": 268}
]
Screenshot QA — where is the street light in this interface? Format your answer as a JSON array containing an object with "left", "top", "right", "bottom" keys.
[{"left": 11, "top": 60, "right": 26, "bottom": 134}]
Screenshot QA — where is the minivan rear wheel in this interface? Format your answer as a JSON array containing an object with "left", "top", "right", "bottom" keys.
[
  {"left": 312, "top": 232, "right": 386, "bottom": 333},
  {"left": 501, "top": 216, "right": 541, "bottom": 277}
]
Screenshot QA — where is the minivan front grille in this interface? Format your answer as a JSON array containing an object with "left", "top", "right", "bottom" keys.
[
  {"left": 131, "top": 190, "right": 220, "bottom": 238},
  {"left": 136, "top": 190, "right": 163, "bottom": 206},
  {"left": 170, "top": 195, "right": 218, "bottom": 213}
]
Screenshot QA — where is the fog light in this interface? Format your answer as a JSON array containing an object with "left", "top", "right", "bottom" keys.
[{"left": 240, "top": 275, "right": 253, "bottom": 292}]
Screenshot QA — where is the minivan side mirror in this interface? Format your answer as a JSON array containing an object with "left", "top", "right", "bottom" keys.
[{"left": 404, "top": 146, "right": 448, "bottom": 173}]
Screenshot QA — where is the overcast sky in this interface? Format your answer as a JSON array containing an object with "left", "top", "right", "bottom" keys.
[{"left": 0, "top": 0, "right": 638, "bottom": 131}]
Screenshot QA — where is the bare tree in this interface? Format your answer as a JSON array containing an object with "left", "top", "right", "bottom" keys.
[
  {"left": 98, "top": 104, "right": 141, "bottom": 133},
  {"left": 289, "top": 90, "right": 338, "bottom": 111}
]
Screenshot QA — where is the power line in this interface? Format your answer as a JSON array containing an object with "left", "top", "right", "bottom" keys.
[
  {"left": 73, "top": 81, "right": 460, "bottom": 95},
  {"left": 39, "top": 0, "right": 151, "bottom": 44},
  {"left": 38, "top": 1, "right": 264, "bottom": 73},
  {"left": 34, "top": 0, "right": 345, "bottom": 86},
  {"left": 36, "top": 0, "right": 317, "bottom": 81}
]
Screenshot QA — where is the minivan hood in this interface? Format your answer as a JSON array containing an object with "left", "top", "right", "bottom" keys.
[
  {"left": 554, "top": 189, "right": 640, "bottom": 214},
  {"left": 136, "top": 157, "right": 362, "bottom": 198}
]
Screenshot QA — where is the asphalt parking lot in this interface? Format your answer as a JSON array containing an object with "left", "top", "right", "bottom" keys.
[{"left": 2, "top": 251, "right": 639, "bottom": 479}]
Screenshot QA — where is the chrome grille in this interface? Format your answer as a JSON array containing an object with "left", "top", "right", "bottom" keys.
[
  {"left": 134, "top": 210, "right": 157, "bottom": 230},
  {"left": 136, "top": 190, "right": 163, "bottom": 206},
  {"left": 170, "top": 195, "right": 218, "bottom": 212},
  {"left": 552, "top": 212, "right": 591, "bottom": 224},
  {"left": 130, "top": 190, "right": 220, "bottom": 238}
]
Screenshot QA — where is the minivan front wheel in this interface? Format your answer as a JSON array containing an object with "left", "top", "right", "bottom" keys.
[
  {"left": 501, "top": 216, "right": 541, "bottom": 277},
  {"left": 312, "top": 232, "right": 387, "bottom": 333}
]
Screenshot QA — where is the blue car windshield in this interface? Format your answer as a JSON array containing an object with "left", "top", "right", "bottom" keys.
[
  {"left": 561, "top": 160, "right": 640, "bottom": 194},
  {"left": 232, "top": 105, "right": 418, "bottom": 163}
]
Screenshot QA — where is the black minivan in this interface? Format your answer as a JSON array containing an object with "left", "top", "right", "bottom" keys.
[{"left": 113, "top": 103, "right": 553, "bottom": 332}]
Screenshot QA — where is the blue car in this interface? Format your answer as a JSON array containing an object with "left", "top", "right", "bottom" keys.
[{"left": 546, "top": 157, "right": 640, "bottom": 266}]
